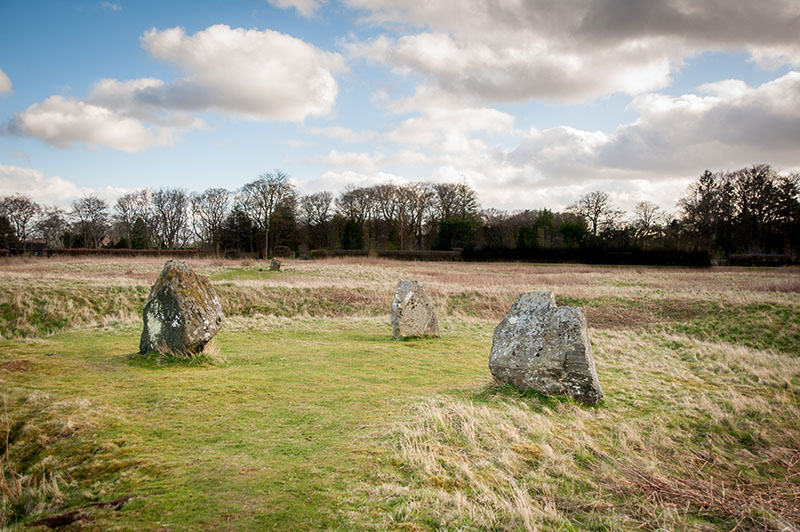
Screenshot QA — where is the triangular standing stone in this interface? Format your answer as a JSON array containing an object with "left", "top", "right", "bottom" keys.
[{"left": 489, "top": 291, "right": 603, "bottom": 405}]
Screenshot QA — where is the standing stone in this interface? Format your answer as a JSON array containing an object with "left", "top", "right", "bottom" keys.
[
  {"left": 139, "top": 260, "right": 224, "bottom": 355},
  {"left": 269, "top": 258, "right": 281, "bottom": 271},
  {"left": 391, "top": 280, "right": 440, "bottom": 339},
  {"left": 489, "top": 292, "right": 603, "bottom": 405}
]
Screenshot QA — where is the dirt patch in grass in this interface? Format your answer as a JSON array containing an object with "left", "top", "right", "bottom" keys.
[
  {"left": 0, "top": 360, "right": 34, "bottom": 372},
  {"left": 27, "top": 496, "right": 135, "bottom": 529},
  {"left": 563, "top": 297, "right": 708, "bottom": 329}
]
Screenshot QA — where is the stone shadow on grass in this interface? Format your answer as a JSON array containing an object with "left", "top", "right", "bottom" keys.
[
  {"left": 126, "top": 350, "right": 225, "bottom": 369},
  {"left": 348, "top": 332, "right": 441, "bottom": 343},
  {"left": 468, "top": 380, "right": 603, "bottom": 411}
]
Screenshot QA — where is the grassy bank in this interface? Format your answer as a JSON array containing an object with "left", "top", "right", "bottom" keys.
[
  {"left": 1, "top": 258, "right": 798, "bottom": 353},
  {"left": 1, "top": 258, "right": 798, "bottom": 530}
]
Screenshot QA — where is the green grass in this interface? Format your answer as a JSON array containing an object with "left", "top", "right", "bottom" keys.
[
  {"left": 209, "top": 267, "right": 289, "bottom": 281},
  {"left": 1, "top": 319, "right": 490, "bottom": 530},
  {"left": 3, "top": 317, "right": 798, "bottom": 530},
  {"left": 0, "top": 283, "right": 148, "bottom": 339},
  {"left": 560, "top": 296, "right": 800, "bottom": 354},
  {"left": 670, "top": 302, "right": 800, "bottom": 354},
  {"left": 1, "top": 259, "right": 798, "bottom": 530}
]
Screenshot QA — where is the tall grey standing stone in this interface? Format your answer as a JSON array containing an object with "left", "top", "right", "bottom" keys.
[
  {"left": 391, "top": 280, "right": 440, "bottom": 339},
  {"left": 139, "top": 260, "right": 224, "bottom": 355},
  {"left": 489, "top": 292, "right": 603, "bottom": 405}
]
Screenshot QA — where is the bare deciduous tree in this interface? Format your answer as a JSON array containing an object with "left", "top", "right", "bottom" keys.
[
  {"left": 335, "top": 185, "right": 375, "bottom": 225},
  {"left": 372, "top": 183, "right": 402, "bottom": 224},
  {"left": 152, "top": 188, "right": 189, "bottom": 249},
  {"left": 300, "top": 191, "right": 333, "bottom": 227},
  {"left": 432, "top": 180, "right": 479, "bottom": 222},
  {"left": 191, "top": 188, "right": 230, "bottom": 256},
  {"left": 115, "top": 189, "right": 153, "bottom": 247},
  {"left": 632, "top": 201, "right": 664, "bottom": 240},
  {"left": 398, "top": 182, "right": 434, "bottom": 249},
  {"left": 241, "top": 170, "right": 296, "bottom": 258},
  {"left": 299, "top": 191, "right": 333, "bottom": 249},
  {"left": 0, "top": 194, "right": 40, "bottom": 248},
  {"left": 567, "top": 191, "right": 624, "bottom": 236},
  {"left": 35, "top": 205, "right": 67, "bottom": 248},
  {"left": 71, "top": 195, "right": 109, "bottom": 248}
]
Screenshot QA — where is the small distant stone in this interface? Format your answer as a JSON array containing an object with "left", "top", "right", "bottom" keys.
[
  {"left": 139, "top": 260, "right": 224, "bottom": 356},
  {"left": 269, "top": 258, "right": 281, "bottom": 271},
  {"left": 391, "top": 279, "right": 440, "bottom": 339},
  {"left": 489, "top": 291, "right": 603, "bottom": 405}
]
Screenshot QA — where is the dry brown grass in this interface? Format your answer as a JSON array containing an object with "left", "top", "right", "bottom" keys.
[
  {"left": 0, "top": 390, "right": 98, "bottom": 527},
  {"left": 367, "top": 329, "right": 800, "bottom": 531},
  {"left": 2, "top": 257, "right": 798, "bottom": 355},
  {"left": 0, "top": 385, "right": 143, "bottom": 528}
]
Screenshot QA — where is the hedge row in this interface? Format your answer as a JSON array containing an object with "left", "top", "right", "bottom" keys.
[
  {"left": 50, "top": 248, "right": 201, "bottom": 257},
  {"left": 308, "top": 248, "right": 711, "bottom": 266}
]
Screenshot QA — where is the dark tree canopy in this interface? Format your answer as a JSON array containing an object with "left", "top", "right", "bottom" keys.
[{"left": 3, "top": 164, "right": 797, "bottom": 260}]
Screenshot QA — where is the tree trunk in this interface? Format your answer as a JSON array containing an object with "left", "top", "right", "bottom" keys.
[{"left": 264, "top": 215, "right": 270, "bottom": 259}]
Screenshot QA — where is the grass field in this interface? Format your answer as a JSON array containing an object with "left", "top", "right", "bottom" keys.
[{"left": 1, "top": 257, "right": 799, "bottom": 531}]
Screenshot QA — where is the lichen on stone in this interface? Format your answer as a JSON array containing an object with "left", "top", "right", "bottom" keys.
[
  {"left": 489, "top": 291, "right": 603, "bottom": 405},
  {"left": 139, "top": 260, "right": 224, "bottom": 356}
]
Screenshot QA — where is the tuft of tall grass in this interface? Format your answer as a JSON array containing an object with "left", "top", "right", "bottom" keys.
[{"left": 0, "top": 389, "right": 137, "bottom": 528}]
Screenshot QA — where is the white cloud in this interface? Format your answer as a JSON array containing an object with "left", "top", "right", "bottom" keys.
[
  {"left": 300, "top": 170, "right": 407, "bottom": 194},
  {"left": 0, "top": 164, "right": 127, "bottom": 207},
  {"left": 138, "top": 25, "right": 345, "bottom": 121},
  {"left": 12, "top": 95, "right": 201, "bottom": 153},
  {"left": 347, "top": 32, "right": 676, "bottom": 104},
  {"left": 307, "top": 86, "right": 516, "bottom": 150},
  {"left": 87, "top": 78, "right": 166, "bottom": 118},
  {"left": 600, "top": 71, "right": 800, "bottom": 171},
  {"left": 0, "top": 68, "right": 12, "bottom": 94},
  {"left": 286, "top": 139, "right": 315, "bottom": 148},
  {"left": 316, "top": 148, "right": 428, "bottom": 171},
  {"left": 500, "top": 71, "right": 800, "bottom": 208},
  {"left": 267, "top": 0, "right": 324, "bottom": 18},
  {"left": 307, "top": 72, "right": 800, "bottom": 213},
  {"left": 12, "top": 25, "right": 346, "bottom": 152},
  {"left": 100, "top": 2, "right": 122, "bottom": 11},
  {"left": 384, "top": 92, "right": 516, "bottom": 146},
  {"left": 344, "top": 0, "right": 800, "bottom": 104}
]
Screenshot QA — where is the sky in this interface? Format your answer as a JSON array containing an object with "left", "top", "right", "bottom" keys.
[{"left": 1, "top": 0, "right": 799, "bottom": 215}]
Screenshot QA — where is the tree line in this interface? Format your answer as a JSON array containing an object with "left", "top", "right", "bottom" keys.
[{"left": 1, "top": 164, "right": 798, "bottom": 259}]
